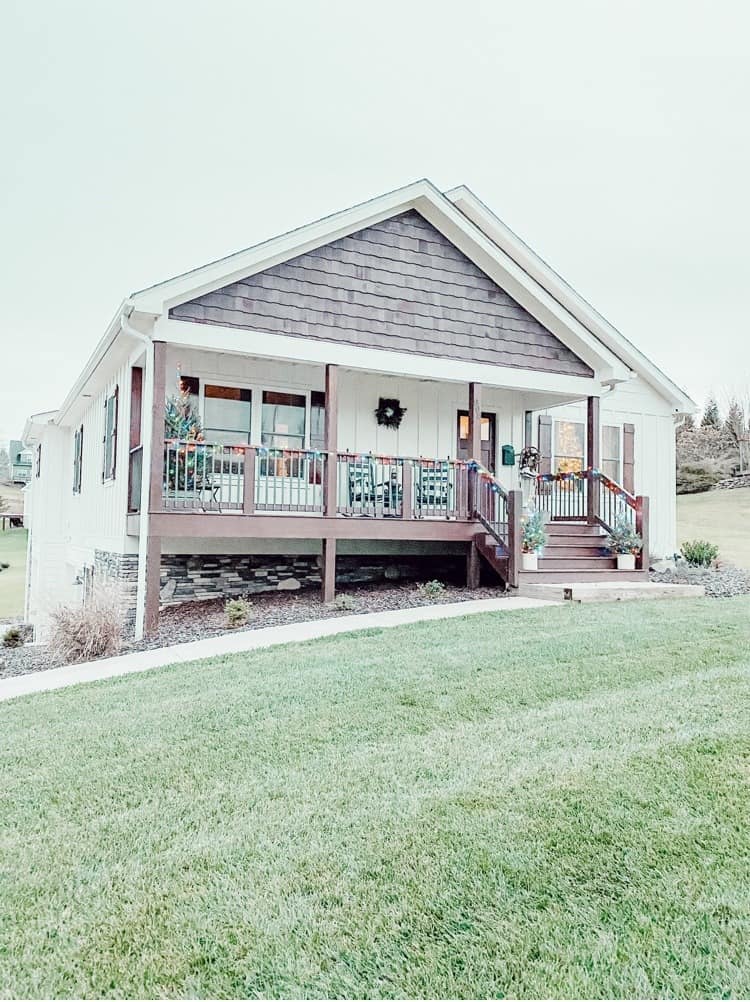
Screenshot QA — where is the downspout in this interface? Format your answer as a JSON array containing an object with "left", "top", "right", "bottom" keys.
[{"left": 120, "top": 307, "right": 155, "bottom": 641}]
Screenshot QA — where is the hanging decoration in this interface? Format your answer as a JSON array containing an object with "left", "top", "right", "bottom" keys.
[
  {"left": 375, "top": 398, "right": 407, "bottom": 430},
  {"left": 518, "top": 445, "right": 540, "bottom": 479}
]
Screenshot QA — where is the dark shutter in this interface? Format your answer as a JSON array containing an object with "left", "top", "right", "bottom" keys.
[
  {"left": 538, "top": 415, "right": 552, "bottom": 476},
  {"left": 623, "top": 423, "right": 635, "bottom": 493}
]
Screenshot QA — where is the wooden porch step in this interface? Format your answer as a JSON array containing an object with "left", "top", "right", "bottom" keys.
[
  {"left": 538, "top": 555, "right": 617, "bottom": 570},
  {"left": 518, "top": 568, "right": 648, "bottom": 583},
  {"left": 543, "top": 544, "right": 609, "bottom": 557},
  {"left": 546, "top": 522, "right": 606, "bottom": 538}
]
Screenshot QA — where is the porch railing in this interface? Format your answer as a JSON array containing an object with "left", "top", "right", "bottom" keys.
[
  {"left": 536, "top": 469, "right": 649, "bottom": 569},
  {"left": 158, "top": 442, "right": 474, "bottom": 520}
]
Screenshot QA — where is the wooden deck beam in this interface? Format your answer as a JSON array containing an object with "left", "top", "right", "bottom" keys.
[{"left": 146, "top": 512, "right": 480, "bottom": 542}]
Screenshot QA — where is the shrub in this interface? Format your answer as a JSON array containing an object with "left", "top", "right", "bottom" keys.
[
  {"left": 680, "top": 539, "right": 719, "bottom": 567},
  {"left": 225, "top": 597, "right": 253, "bottom": 628},
  {"left": 521, "top": 510, "right": 547, "bottom": 553},
  {"left": 605, "top": 515, "right": 643, "bottom": 555},
  {"left": 417, "top": 579, "right": 446, "bottom": 598},
  {"left": 49, "top": 585, "right": 124, "bottom": 664},
  {"left": 676, "top": 461, "right": 726, "bottom": 495},
  {"left": 329, "top": 594, "right": 358, "bottom": 612},
  {"left": 2, "top": 627, "right": 23, "bottom": 648}
]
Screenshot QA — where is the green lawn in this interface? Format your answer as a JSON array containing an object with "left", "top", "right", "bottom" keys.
[
  {"left": 0, "top": 527, "right": 27, "bottom": 618},
  {"left": 678, "top": 487, "right": 750, "bottom": 567},
  {"left": 2, "top": 599, "right": 750, "bottom": 998}
]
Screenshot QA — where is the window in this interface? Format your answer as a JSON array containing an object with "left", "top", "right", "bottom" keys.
[
  {"left": 602, "top": 425, "right": 621, "bottom": 483},
  {"left": 102, "top": 387, "right": 118, "bottom": 481},
  {"left": 554, "top": 420, "right": 584, "bottom": 473},
  {"left": 203, "top": 384, "right": 252, "bottom": 443},
  {"left": 35, "top": 444, "right": 42, "bottom": 479},
  {"left": 261, "top": 390, "right": 306, "bottom": 476},
  {"left": 73, "top": 425, "right": 84, "bottom": 493},
  {"left": 310, "top": 390, "right": 326, "bottom": 451}
]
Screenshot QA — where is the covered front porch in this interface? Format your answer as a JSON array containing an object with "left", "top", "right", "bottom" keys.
[{"left": 128, "top": 339, "right": 647, "bottom": 635}]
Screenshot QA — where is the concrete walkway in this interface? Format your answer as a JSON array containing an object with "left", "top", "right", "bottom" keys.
[{"left": 0, "top": 596, "right": 556, "bottom": 704}]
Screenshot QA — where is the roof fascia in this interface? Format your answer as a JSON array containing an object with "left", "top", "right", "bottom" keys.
[{"left": 130, "top": 180, "right": 627, "bottom": 384}]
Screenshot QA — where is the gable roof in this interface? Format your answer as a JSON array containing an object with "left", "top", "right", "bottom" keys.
[{"left": 130, "top": 179, "right": 695, "bottom": 411}]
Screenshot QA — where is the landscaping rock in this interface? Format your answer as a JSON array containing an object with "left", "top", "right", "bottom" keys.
[{"left": 650, "top": 564, "right": 750, "bottom": 598}]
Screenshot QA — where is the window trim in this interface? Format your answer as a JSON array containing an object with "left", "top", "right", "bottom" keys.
[{"left": 72, "top": 424, "right": 84, "bottom": 494}]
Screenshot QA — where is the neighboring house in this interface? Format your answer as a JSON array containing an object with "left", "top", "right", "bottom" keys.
[
  {"left": 23, "top": 180, "right": 696, "bottom": 640},
  {"left": 9, "top": 440, "right": 33, "bottom": 484}
]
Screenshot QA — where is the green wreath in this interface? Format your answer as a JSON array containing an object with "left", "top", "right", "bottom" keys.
[{"left": 375, "top": 397, "right": 407, "bottom": 430}]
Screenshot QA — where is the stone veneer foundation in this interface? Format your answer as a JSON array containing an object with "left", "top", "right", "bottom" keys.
[
  {"left": 94, "top": 550, "right": 139, "bottom": 635},
  {"left": 159, "top": 553, "right": 464, "bottom": 607}
]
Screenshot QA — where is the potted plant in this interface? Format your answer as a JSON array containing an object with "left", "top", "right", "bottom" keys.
[
  {"left": 605, "top": 515, "right": 643, "bottom": 570},
  {"left": 521, "top": 510, "right": 547, "bottom": 571}
]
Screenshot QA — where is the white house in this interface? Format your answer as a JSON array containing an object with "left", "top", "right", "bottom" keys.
[{"left": 23, "top": 180, "right": 696, "bottom": 640}]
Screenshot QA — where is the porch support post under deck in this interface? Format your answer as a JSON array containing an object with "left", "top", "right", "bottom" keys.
[
  {"left": 324, "top": 364, "right": 338, "bottom": 517},
  {"left": 586, "top": 395, "right": 601, "bottom": 524},
  {"left": 144, "top": 533, "right": 162, "bottom": 637},
  {"left": 321, "top": 537, "right": 336, "bottom": 603},
  {"left": 466, "top": 540, "right": 481, "bottom": 589}
]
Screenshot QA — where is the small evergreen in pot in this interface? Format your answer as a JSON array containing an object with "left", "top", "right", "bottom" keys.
[
  {"left": 521, "top": 510, "right": 547, "bottom": 571},
  {"left": 605, "top": 515, "right": 643, "bottom": 570}
]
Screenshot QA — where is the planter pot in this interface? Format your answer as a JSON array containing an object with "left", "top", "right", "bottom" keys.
[
  {"left": 616, "top": 552, "right": 636, "bottom": 571},
  {"left": 521, "top": 552, "right": 539, "bottom": 571}
]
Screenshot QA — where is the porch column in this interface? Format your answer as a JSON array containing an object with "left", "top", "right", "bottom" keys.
[
  {"left": 149, "top": 341, "right": 168, "bottom": 514},
  {"left": 322, "top": 537, "right": 336, "bottom": 603},
  {"left": 324, "top": 363, "right": 338, "bottom": 517},
  {"left": 466, "top": 539, "right": 481, "bottom": 589},
  {"left": 586, "top": 395, "right": 601, "bottom": 524},
  {"left": 144, "top": 340, "right": 167, "bottom": 636},
  {"left": 586, "top": 395, "right": 601, "bottom": 471},
  {"left": 468, "top": 382, "right": 482, "bottom": 461}
]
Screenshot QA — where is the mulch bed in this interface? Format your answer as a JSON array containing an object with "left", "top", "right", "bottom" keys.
[{"left": 0, "top": 581, "right": 507, "bottom": 681}]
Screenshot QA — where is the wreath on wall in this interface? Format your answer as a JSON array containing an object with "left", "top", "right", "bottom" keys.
[{"left": 375, "top": 398, "right": 407, "bottom": 430}]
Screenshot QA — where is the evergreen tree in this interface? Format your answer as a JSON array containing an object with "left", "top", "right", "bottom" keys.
[
  {"left": 723, "top": 398, "right": 747, "bottom": 446},
  {"left": 701, "top": 397, "right": 721, "bottom": 428},
  {"left": 164, "top": 377, "right": 205, "bottom": 492},
  {"left": 0, "top": 448, "right": 9, "bottom": 482}
]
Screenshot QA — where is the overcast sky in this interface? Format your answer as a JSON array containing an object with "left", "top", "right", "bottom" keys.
[{"left": 2, "top": 0, "right": 748, "bottom": 444}]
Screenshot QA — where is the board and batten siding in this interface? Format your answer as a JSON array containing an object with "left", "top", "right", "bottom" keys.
[
  {"left": 24, "top": 356, "right": 140, "bottom": 632},
  {"left": 169, "top": 210, "right": 594, "bottom": 379},
  {"left": 167, "top": 345, "right": 526, "bottom": 493}
]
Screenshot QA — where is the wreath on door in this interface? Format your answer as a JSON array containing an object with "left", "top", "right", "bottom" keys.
[{"left": 375, "top": 398, "right": 407, "bottom": 430}]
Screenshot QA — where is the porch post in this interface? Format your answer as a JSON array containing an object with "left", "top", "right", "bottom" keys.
[
  {"left": 507, "top": 489, "right": 522, "bottom": 588},
  {"left": 144, "top": 533, "right": 162, "bottom": 637},
  {"left": 324, "top": 364, "right": 338, "bottom": 517},
  {"left": 586, "top": 395, "right": 601, "bottom": 524},
  {"left": 321, "top": 537, "right": 336, "bottom": 603},
  {"left": 466, "top": 539, "right": 481, "bottom": 589},
  {"left": 468, "top": 382, "right": 482, "bottom": 462},
  {"left": 149, "top": 341, "right": 167, "bottom": 515},
  {"left": 636, "top": 495, "right": 650, "bottom": 571},
  {"left": 143, "top": 340, "right": 167, "bottom": 637}
]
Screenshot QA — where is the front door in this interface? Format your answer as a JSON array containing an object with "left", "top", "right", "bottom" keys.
[{"left": 457, "top": 411, "right": 496, "bottom": 472}]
